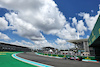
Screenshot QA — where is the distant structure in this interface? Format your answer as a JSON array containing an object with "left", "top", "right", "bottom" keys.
[
  {"left": 60, "top": 50, "right": 74, "bottom": 55},
  {"left": 0, "top": 42, "right": 31, "bottom": 52},
  {"left": 68, "top": 39, "right": 90, "bottom": 56},
  {"left": 42, "top": 47, "right": 56, "bottom": 52}
]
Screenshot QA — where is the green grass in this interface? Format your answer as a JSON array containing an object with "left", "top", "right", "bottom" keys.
[{"left": 0, "top": 52, "right": 38, "bottom": 67}]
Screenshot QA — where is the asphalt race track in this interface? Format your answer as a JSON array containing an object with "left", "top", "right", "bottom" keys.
[{"left": 17, "top": 52, "right": 100, "bottom": 67}]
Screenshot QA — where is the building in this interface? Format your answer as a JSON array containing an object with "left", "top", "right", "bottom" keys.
[
  {"left": 68, "top": 39, "right": 90, "bottom": 56},
  {"left": 60, "top": 50, "right": 75, "bottom": 55},
  {"left": 42, "top": 47, "right": 55, "bottom": 52},
  {"left": 88, "top": 15, "right": 100, "bottom": 60},
  {"left": 0, "top": 42, "right": 31, "bottom": 52}
]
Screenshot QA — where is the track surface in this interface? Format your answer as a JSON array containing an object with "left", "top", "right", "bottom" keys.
[{"left": 17, "top": 52, "right": 100, "bottom": 67}]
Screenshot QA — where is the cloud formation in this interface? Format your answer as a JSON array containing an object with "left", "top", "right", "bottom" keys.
[
  {"left": 0, "top": 17, "right": 8, "bottom": 30},
  {"left": 55, "top": 38, "right": 67, "bottom": 45},
  {"left": 56, "top": 23, "right": 78, "bottom": 40},
  {"left": 11, "top": 40, "right": 33, "bottom": 48},
  {"left": 0, "top": 0, "right": 76, "bottom": 49},
  {"left": 33, "top": 39, "right": 74, "bottom": 50},
  {"left": 0, "top": 0, "right": 66, "bottom": 41},
  {"left": 0, "top": 32, "right": 11, "bottom": 40},
  {"left": 78, "top": 12, "right": 99, "bottom": 31}
]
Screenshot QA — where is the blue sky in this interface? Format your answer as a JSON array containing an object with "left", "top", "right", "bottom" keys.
[
  {"left": 54, "top": 0, "right": 99, "bottom": 16},
  {"left": 0, "top": 0, "right": 100, "bottom": 49}
]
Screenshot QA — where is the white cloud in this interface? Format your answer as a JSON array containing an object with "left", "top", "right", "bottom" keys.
[
  {"left": 99, "top": 4, "right": 100, "bottom": 10},
  {"left": 87, "top": 35, "right": 89, "bottom": 38},
  {"left": 56, "top": 23, "right": 78, "bottom": 40},
  {"left": 0, "top": 32, "right": 11, "bottom": 40},
  {"left": 33, "top": 40, "right": 53, "bottom": 49},
  {"left": 0, "top": 0, "right": 75, "bottom": 49},
  {"left": 76, "top": 20, "right": 87, "bottom": 32},
  {"left": 78, "top": 31, "right": 85, "bottom": 36},
  {"left": 78, "top": 12, "right": 98, "bottom": 31},
  {"left": 55, "top": 38, "right": 75, "bottom": 50},
  {"left": 0, "top": 0, "right": 88, "bottom": 42},
  {"left": 55, "top": 38, "right": 66, "bottom": 45},
  {"left": 71, "top": 17, "right": 87, "bottom": 37},
  {"left": 5, "top": 12, "right": 45, "bottom": 41},
  {"left": 0, "top": 17, "right": 8, "bottom": 30},
  {"left": 11, "top": 40, "right": 34, "bottom": 48},
  {"left": 0, "top": 0, "right": 66, "bottom": 41},
  {"left": 69, "top": 17, "right": 72, "bottom": 20},
  {"left": 33, "top": 39, "right": 74, "bottom": 50},
  {"left": 91, "top": 10, "right": 94, "bottom": 13},
  {"left": 72, "top": 17, "right": 77, "bottom": 26},
  {"left": 65, "top": 17, "right": 87, "bottom": 39}
]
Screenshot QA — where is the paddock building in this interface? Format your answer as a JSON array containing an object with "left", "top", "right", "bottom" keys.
[{"left": 88, "top": 15, "right": 100, "bottom": 60}]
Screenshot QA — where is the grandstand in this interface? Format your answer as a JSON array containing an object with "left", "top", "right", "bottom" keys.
[
  {"left": 0, "top": 42, "right": 31, "bottom": 52},
  {"left": 68, "top": 39, "right": 91, "bottom": 56}
]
